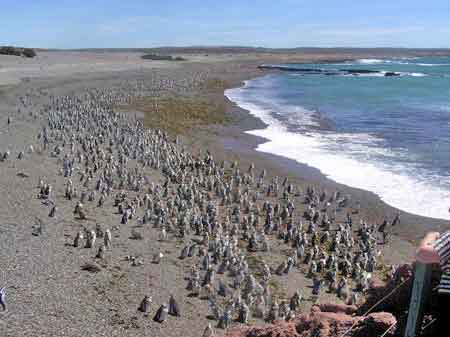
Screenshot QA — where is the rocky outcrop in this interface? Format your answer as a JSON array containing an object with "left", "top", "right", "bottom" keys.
[
  {"left": 221, "top": 304, "right": 396, "bottom": 337},
  {"left": 220, "top": 264, "right": 439, "bottom": 337},
  {"left": 219, "top": 264, "right": 447, "bottom": 337},
  {"left": 358, "top": 264, "right": 414, "bottom": 317}
]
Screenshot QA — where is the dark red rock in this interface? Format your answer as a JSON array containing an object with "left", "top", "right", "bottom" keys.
[{"left": 221, "top": 304, "right": 396, "bottom": 337}]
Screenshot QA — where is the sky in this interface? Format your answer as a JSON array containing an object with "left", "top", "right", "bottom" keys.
[{"left": 2, "top": 0, "right": 450, "bottom": 49}]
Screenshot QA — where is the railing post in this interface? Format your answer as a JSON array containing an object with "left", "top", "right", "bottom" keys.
[{"left": 404, "top": 262, "right": 432, "bottom": 337}]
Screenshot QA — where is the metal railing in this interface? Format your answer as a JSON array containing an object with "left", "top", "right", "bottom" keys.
[{"left": 404, "top": 262, "right": 432, "bottom": 337}]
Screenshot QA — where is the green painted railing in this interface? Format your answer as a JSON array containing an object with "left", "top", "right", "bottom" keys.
[{"left": 404, "top": 262, "right": 432, "bottom": 337}]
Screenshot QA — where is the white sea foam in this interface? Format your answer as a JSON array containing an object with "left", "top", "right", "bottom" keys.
[
  {"left": 416, "top": 63, "right": 450, "bottom": 66},
  {"left": 408, "top": 72, "right": 428, "bottom": 77},
  {"left": 225, "top": 82, "right": 450, "bottom": 220},
  {"left": 356, "top": 59, "right": 385, "bottom": 64},
  {"left": 355, "top": 59, "right": 449, "bottom": 67}
]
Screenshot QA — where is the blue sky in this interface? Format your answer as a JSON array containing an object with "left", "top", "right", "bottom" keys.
[{"left": 2, "top": 0, "right": 450, "bottom": 49}]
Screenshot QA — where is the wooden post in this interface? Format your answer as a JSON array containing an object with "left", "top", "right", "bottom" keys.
[{"left": 404, "top": 262, "right": 432, "bottom": 337}]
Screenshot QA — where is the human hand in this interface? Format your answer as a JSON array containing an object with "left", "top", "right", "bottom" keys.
[{"left": 416, "top": 232, "right": 440, "bottom": 264}]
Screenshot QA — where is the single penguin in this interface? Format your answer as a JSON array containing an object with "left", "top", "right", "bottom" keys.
[
  {"left": 139, "top": 295, "right": 152, "bottom": 313},
  {"left": 202, "top": 323, "right": 214, "bottom": 337},
  {"left": 0, "top": 287, "right": 5, "bottom": 311},
  {"left": 153, "top": 303, "right": 168, "bottom": 323},
  {"left": 168, "top": 295, "right": 180, "bottom": 316}
]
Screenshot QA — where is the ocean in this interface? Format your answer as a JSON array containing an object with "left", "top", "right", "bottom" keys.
[{"left": 225, "top": 57, "right": 450, "bottom": 220}]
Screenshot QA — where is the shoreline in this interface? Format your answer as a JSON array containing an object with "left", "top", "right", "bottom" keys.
[{"left": 212, "top": 74, "right": 449, "bottom": 245}]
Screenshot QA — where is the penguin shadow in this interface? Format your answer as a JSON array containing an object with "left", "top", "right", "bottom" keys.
[{"left": 74, "top": 217, "right": 91, "bottom": 222}]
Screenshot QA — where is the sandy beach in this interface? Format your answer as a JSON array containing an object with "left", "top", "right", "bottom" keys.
[{"left": 0, "top": 50, "right": 448, "bottom": 337}]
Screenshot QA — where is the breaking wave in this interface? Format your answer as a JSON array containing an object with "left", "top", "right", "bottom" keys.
[{"left": 225, "top": 78, "right": 450, "bottom": 220}]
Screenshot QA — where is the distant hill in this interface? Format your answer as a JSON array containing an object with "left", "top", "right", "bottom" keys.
[{"left": 43, "top": 46, "right": 450, "bottom": 57}]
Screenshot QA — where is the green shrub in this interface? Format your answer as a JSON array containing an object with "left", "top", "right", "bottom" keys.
[
  {"left": 0, "top": 46, "right": 36, "bottom": 58},
  {"left": 141, "top": 54, "right": 186, "bottom": 61},
  {"left": 0, "top": 46, "right": 21, "bottom": 56},
  {"left": 22, "top": 48, "right": 36, "bottom": 58}
]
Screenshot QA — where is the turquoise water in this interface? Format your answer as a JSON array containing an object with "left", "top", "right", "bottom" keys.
[{"left": 226, "top": 57, "right": 450, "bottom": 220}]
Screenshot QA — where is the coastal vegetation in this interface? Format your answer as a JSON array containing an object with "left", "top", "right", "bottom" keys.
[
  {"left": 128, "top": 95, "right": 230, "bottom": 135},
  {"left": 0, "top": 46, "right": 36, "bottom": 58},
  {"left": 141, "top": 53, "right": 186, "bottom": 61}
]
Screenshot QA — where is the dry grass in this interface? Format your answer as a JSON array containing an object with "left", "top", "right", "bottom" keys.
[
  {"left": 269, "top": 278, "right": 287, "bottom": 301},
  {"left": 246, "top": 254, "right": 264, "bottom": 275},
  {"left": 198, "top": 78, "right": 230, "bottom": 91},
  {"left": 128, "top": 95, "right": 231, "bottom": 135}
]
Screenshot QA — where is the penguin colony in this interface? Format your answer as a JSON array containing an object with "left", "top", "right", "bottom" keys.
[{"left": 0, "top": 77, "right": 400, "bottom": 336}]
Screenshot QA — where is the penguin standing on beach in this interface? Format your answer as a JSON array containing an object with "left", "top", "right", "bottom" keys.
[
  {"left": 0, "top": 287, "right": 6, "bottom": 311},
  {"left": 202, "top": 323, "right": 214, "bottom": 337},
  {"left": 139, "top": 295, "right": 152, "bottom": 313},
  {"left": 168, "top": 295, "right": 180, "bottom": 316},
  {"left": 48, "top": 205, "right": 57, "bottom": 217},
  {"left": 153, "top": 303, "right": 168, "bottom": 323}
]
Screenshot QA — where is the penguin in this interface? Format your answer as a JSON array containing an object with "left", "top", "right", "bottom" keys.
[
  {"left": 312, "top": 277, "right": 322, "bottom": 296},
  {"left": 73, "top": 231, "right": 83, "bottom": 247},
  {"left": 0, "top": 287, "right": 5, "bottom": 311},
  {"left": 104, "top": 229, "right": 112, "bottom": 248},
  {"left": 48, "top": 205, "right": 57, "bottom": 217},
  {"left": 179, "top": 245, "right": 189, "bottom": 260},
  {"left": 96, "top": 245, "right": 105, "bottom": 259},
  {"left": 152, "top": 252, "right": 163, "bottom": 264},
  {"left": 85, "top": 230, "right": 96, "bottom": 248},
  {"left": 78, "top": 208, "right": 87, "bottom": 220},
  {"left": 168, "top": 295, "right": 180, "bottom": 316},
  {"left": 139, "top": 295, "right": 152, "bottom": 313},
  {"left": 202, "top": 323, "right": 214, "bottom": 337},
  {"left": 153, "top": 303, "right": 169, "bottom": 323},
  {"left": 217, "top": 310, "right": 231, "bottom": 329}
]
